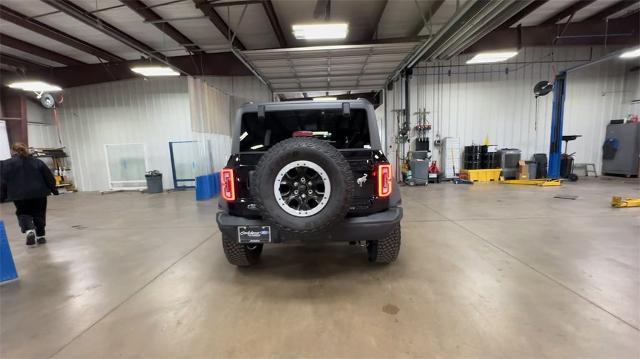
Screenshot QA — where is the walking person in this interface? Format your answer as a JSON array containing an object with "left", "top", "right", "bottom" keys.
[{"left": 0, "top": 143, "right": 58, "bottom": 246}]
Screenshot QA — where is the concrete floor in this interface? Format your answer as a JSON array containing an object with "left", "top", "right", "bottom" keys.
[{"left": 1, "top": 177, "right": 639, "bottom": 358}]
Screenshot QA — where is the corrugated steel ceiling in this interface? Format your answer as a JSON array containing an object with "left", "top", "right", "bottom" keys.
[
  {"left": 0, "top": 0, "right": 637, "bottom": 95},
  {"left": 242, "top": 42, "right": 419, "bottom": 93},
  {"left": 2, "top": 0, "right": 634, "bottom": 68}
]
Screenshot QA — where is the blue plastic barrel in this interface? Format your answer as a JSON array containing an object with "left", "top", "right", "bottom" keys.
[{"left": 195, "top": 175, "right": 212, "bottom": 201}]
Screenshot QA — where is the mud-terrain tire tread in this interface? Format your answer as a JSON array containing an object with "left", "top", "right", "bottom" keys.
[
  {"left": 367, "top": 224, "right": 401, "bottom": 263},
  {"left": 251, "top": 137, "right": 354, "bottom": 234},
  {"left": 221, "top": 234, "right": 263, "bottom": 266}
]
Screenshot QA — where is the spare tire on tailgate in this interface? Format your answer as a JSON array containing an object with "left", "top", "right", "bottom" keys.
[{"left": 251, "top": 137, "right": 354, "bottom": 233}]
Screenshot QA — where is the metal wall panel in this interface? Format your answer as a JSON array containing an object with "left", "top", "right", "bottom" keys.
[
  {"left": 27, "top": 123, "right": 60, "bottom": 148},
  {"left": 564, "top": 59, "right": 630, "bottom": 172},
  {"left": 25, "top": 99, "right": 53, "bottom": 125},
  {"left": 57, "top": 77, "right": 192, "bottom": 191},
  {"left": 202, "top": 75, "right": 273, "bottom": 107},
  {"left": 53, "top": 76, "right": 271, "bottom": 192},
  {"left": 26, "top": 98, "right": 61, "bottom": 148},
  {"left": 383, "top": 46, "right": 631, "bottom": 173}
]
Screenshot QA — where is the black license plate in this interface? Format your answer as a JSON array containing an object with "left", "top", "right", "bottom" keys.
[{"left": 237, "top": 226, "right": 271, "bottom": 243}]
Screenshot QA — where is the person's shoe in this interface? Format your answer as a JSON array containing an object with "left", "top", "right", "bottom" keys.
[
  {"left": 37, "top": 236, "right": 47, "bottom": 245},
  {"left": 25, "top": 230, "right": 36, "bottom": 246}
]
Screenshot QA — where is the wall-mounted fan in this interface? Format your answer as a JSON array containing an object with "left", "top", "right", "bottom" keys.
[
  {"left": 533, "top": 80, "right": 553, "bottom": 98},
  {"left": 532, "top": 80, "right": 553, "bottom": 132},
  {"left": 40, "top": 93, "right": 56, "bottom": 109}
]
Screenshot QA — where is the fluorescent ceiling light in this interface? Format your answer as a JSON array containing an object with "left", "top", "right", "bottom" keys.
[
  {"left": 292, "top": 23, "right": 348, "bottom": 40},
  {"left": 466, "top": 51, "right": 518, "bottom": 64},
  {"left": 131, "top": 66, "right": 179, "bottom": 77},
  {"left": 8, "top": 81, "right": 62, "bottom": 92},
  {"left": 239, "top": 132, "right": 248, "bottom": 141},
  {"left": 250, "top": 144, "right": 264, "bottom": 150},
  {"left": 313, "top": 97, "right": 337, "bottom": 101},
  {"left": 620, "top": 47, "right": 640, "bottom": 59}
]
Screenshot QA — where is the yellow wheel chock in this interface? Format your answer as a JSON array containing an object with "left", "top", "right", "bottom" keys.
[
  {"left": 611, "top": 196, "right": 640, "bottom": 208},
  {"left": 501, "top": 179, "right": 562, "bottom": 187}
]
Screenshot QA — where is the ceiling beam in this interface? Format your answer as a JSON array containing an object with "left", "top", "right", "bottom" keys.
[
  {"left": 40, "top": 0, "right": 186, "bottom": 74},
  {"left": 0, "top": 5, "right": 123, "bottom": 62},
  {"left": 542, "top": 0, "right": 596, "bottom": 25},
  {"left": 412, "top": 0, "right": 444, "bottom": 36},
  {"left": 262, "top": 0, "right": 287, "bottom": 47},
  {"left": 29, "top": 1, "right": 186, "bottom": 20},
  {"left": 16, "top": 52, "right": 251, "bottom": 88},
  {"left": 501, "top": 0, "right": 548, "bottom": 28},
  {"left": 212, "top": 0, "right": 263, "bottom": 6},
  {"left": 584, "top": 0, "right": 637, "bottom": 21},
  {"left": 268, "top": 72, "right": 390, "bottom": 82},
  {"left": 273, "top": 86, "right": 384, "bottom": 93},
  {"left": 283, "top": 91, "right": 380, "bottom": 106},
  {"left": 389, "top": 0, "right": 515, "bottom": 74},
  {"left": 0, "top": 33, "right": 85, "bottom": 66},
  {"left": 121, "top": 0, "right": 204, "bottom": 54},
  {"left": 0, "top": 53, "right": 50, "bottom": 72},
  {"left": 467, "top": 13, "right": 639, "bottom": 52},
  {"left": 192, "top": 0, "right": 246, "bottom": 50},
  {"left": 370, "top": 0, "right": 388, "bottom": 40}
]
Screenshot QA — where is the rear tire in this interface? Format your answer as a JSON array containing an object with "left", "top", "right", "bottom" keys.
[
  {"left": 221, "top": 234, "right": 263, "bottom": 266},
  {"left": 252, "top": 137, "right": 354, "bottom": 234},
  {"left": 367, "top": 224, "right": 401, "bottom": 264}
]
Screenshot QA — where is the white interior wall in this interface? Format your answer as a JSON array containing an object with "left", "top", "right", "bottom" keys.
[
  {"left": 26, "top": 98, "right": 52, "bottom": 124},
  {"left": 374, "top": 103, "right": 385, "bottom": 145},
  {"left": 57, "top": 77, "right": 192, "bottom": 191},
  {"left": 188, "top": 77, "right": 234, "bottom": 177},
  {"left": 622, "top": 65, "right": 640, "bottom": 115},
  {"left": 28, "top": 123, "right": 60, "bottom": 148},
  {"left": 201, "top": 76, "right": 272, "bottom": 109},
  {"left": 26, "top": 98, "right": 62, "bottom": 149},
  {"left": 564, "top": 59, "right": 631, "bottom": 171},
  {"left": 47, "top": 76, "right": 271, "bottom": 192},
  {"left": 383, "top": 46, "right": 635, "bottom": 173}
]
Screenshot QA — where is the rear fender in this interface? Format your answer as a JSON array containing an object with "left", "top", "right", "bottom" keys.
[{"left": 389, "top": 181, "right": 401, "bottom": 207}]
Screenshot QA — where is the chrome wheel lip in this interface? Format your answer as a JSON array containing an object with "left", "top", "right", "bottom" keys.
[{"left": 273, "top": 160, "right": 331, "bottom": 217}]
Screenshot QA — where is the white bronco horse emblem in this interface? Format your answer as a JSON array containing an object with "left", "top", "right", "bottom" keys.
[{"left": 356, "top": 173, "right": 368, "bottom": 187}]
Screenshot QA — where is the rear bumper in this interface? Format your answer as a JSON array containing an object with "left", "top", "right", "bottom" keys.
[{"left": 216, "top": 207, "right": 403, "bottom": 243}]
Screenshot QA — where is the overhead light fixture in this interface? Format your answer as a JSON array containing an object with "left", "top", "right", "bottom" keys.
[
  {"left": 250, "top": 144, "right": 264, "bottom": 150},
  {"left": 292, "top": 23, "right": 348, "bottom": 40},
  {"left": 313, "top": 97, "right": 337, "bottom": 101},
  {"left": 620, "top": 47, "right": 640, "bottom": 59},
  {"left": 466, "top": 51, "right": 518, "bottom": 64},
  {"left": 8, "top": 81, "right": 62, "bottom": 93},
  {"left": 130, "top": 65, "right": 180, "bottom": 77}
]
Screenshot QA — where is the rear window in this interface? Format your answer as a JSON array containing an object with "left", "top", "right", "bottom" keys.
[{"left": 239, "top": 109, "right": 371, "bottom": 152}]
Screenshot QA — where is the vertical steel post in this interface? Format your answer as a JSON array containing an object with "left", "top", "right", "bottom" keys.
[
  {"left": 384, "top": 88, "right": 388, "bottom": 152},
  {"left": 548, "top": 71, "right": 567, "bottom": 179}
]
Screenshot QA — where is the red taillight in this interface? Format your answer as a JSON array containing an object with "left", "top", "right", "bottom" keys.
[
  {"left": 292, "top": 130, "right": 314, "bottom": 137},
  {"left": 221, "top": 168, "right": 236, "bottom": 202},
  {"left": 377, "top": 163, "right": 392, "bottom": 197}
]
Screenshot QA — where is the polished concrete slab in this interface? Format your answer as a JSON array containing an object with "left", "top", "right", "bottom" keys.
[{"left": 1, "top": 177, "right": 638, "bottom": 358}]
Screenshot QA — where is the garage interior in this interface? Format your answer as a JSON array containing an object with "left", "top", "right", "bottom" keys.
[{"left": 0, "top": 0, "right": 639, "bottom": 358}]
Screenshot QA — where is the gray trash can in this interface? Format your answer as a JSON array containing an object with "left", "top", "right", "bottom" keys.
[{"left": 145, "top": 171, "right": 163, "bottom": 193}]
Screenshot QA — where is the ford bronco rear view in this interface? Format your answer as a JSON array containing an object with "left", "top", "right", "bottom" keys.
[{"left": 216, "top": 99, "right": 402, "bottom": 266}]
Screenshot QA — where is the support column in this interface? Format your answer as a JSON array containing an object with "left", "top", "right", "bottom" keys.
[{"left": 548, "top": 72, "right": 566, "bottom": 179}]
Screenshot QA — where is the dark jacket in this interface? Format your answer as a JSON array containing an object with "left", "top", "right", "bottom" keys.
[{"left": 0, "top": 155, "right": 57, "bottom": 202}]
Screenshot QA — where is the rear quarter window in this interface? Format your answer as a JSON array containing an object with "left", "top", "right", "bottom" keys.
[{"left": 239, "top": 108, "right": 371, "bottom": 152}]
